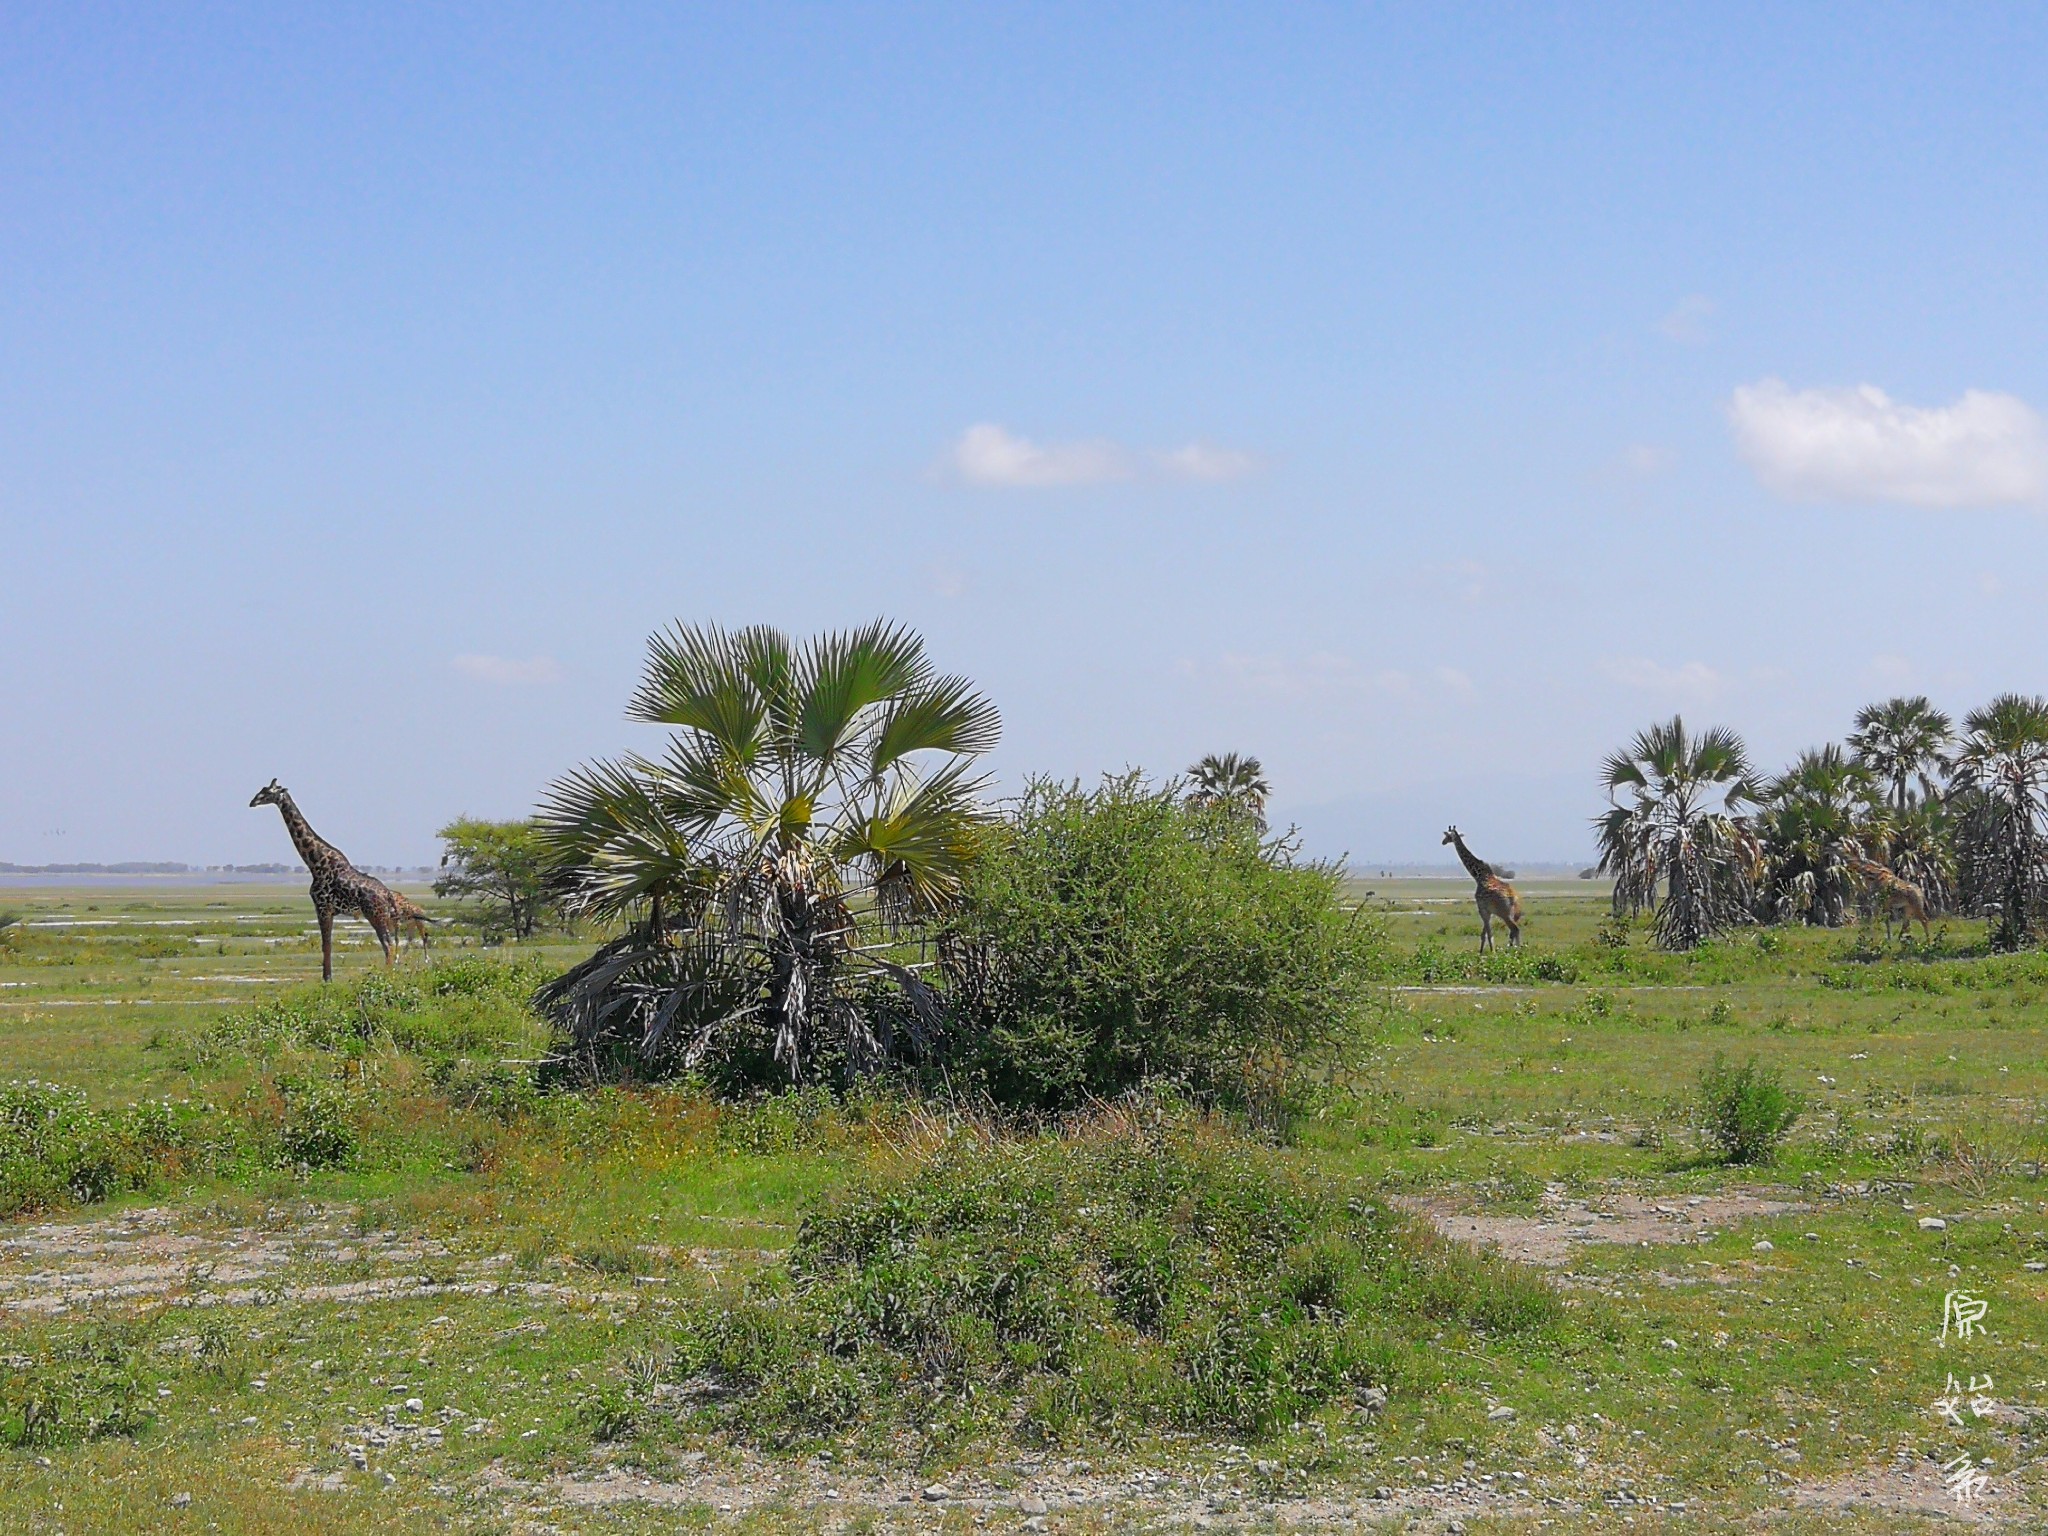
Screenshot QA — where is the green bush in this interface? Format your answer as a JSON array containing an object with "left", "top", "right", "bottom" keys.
[
  {"left": 0, "top": 1081, "right": 203, "bottom": 1218},
  {"left": 1696, "top": 1053, "right": 1801, "bottom": 1164},
  {"left": 671, "top": 1110, "right": 1557, "bottom": 1448},
  {"left": 0, "top": 1319, "right": 158, "bottom": 1448},
  {"left": 275, "top": 1076, "right": 357, "bottom": 1170},
  {"left": 937, "top": 774, "right": 1382, "bottom": 1110}
]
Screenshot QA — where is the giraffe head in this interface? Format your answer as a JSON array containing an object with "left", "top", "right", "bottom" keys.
[
  {"left": 1441, "top": 826, "right": 1460, "bottom": 847},
  {"left": 249, "top": 779, "right": 287, "bottom": 809}
]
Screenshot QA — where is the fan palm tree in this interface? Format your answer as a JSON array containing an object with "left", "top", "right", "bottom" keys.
[
  {"left": 1186, "top": 752, "right": 1272, "bottom": 831},
  {"left": 1756, "top": 745, "right": 1875, "bottom": 927},
  {"left": 1949, "top": 693, "right": 2048, "bottom": 950},
  {"left": 1593, "top": 716, "right": 1759, "bottom": 950},
  {"left": 536, "top": 620, "right": 1000, "bottom": 1083},
  {"left": 1848, "top": 696, "right": 1953, "bottom": 812}
]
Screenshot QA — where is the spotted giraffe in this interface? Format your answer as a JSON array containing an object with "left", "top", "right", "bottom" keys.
[
  {"left": 249, "top": 779, "right": 431, "bottom": 980},
  {"left": 1443, "top": 825, "right": 1523, "bottom": 952},
  {"left": 1847, "top": 853, "right": 1932, "bottom": 944}
]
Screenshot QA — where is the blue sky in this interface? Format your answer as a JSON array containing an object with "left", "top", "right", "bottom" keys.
[{"left": 6, "top": 5, "right": 2048, "bottom": 866}]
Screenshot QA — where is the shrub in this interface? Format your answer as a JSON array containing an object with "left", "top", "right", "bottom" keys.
[
  {"left": 670, "top": 1110, "right": 1557, "bottom": 1449},
  {"left": 937, "top": 775, "right": 1382, "bottom": 1110},
  {"left": 275, "top": 1076, "right": 357, "bottom": 1170},
  {"left": 0, "top": 1318, "right": 158, "bottom": 1448},
  {"left": 1696, "top": 1053, "right": 1801, "bottom": 1164},
  {"left": 0, "top": 1082, "right": 203, "bottom": 1218}
]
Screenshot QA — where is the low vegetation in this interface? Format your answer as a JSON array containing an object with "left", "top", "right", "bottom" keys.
[{"left": 674, "top": 1107, "right": 1558, "bottom": 1451}]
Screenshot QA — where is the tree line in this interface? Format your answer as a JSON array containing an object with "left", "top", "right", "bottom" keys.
[{"left": 1595, "top": 695, "right": 2048, "bottom": 951}]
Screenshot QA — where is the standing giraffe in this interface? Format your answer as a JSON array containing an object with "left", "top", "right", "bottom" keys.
[
  {"left": 1443, "top": 825, "right": 1523, "bottom": 952},
  {"left": 1847, "top": 853, "right": 1932, "bottom": 943},
  {"left": 249, "top": 780, "right": 431, "bottom": 980}
]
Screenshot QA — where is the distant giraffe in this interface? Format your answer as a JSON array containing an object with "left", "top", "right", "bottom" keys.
[
  {"left": 1847, "top": 854, "right": 1931, "bottom": 943},
  {"left": 1443, "top": 826, "right": 1523, "bottom": 952},
  {"left": 249, "top": 780, "right": 431, "bottom": 980}
]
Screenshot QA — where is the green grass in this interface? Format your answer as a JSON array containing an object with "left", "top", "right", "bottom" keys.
[{"left": 0, "top": 879, "right": 2045, "bottom": 1530}]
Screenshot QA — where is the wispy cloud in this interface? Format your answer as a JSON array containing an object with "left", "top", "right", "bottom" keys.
[
  {"left": 1599, "top": 657, "right": 1726, "bottom": 703},
  {"left": 1194, "top": 652, "right": 1472, "bottom": 705},
  {"left": 943, "top": 424, "right": 1260, "bottom": 488},
  {"left": 1728, "top": 379, "right": 2048, "bottom": 508},
  {"left": 1152, "top": 441, "right": 1260, "bottom": 482},
  {"left": 452, "top": 654, "right": 564, "bottom": 686},
  {"left": 947, "top": 423, "right": 1133, "bottom": 487},
  {"left": 1658, "top": 294, "right": 1714, "bottom": 344}
]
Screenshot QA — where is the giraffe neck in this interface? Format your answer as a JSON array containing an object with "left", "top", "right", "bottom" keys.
[
  {"left": 1451, "top": 834, "right": 1493, "bottom": 883},
  {"left": 274, "top": 793, "right": 344, "bottom": 871}
]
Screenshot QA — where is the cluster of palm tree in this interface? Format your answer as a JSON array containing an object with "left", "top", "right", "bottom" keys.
[{"left": 1597, "top": 695, "right": 2048, "bottom": 951}]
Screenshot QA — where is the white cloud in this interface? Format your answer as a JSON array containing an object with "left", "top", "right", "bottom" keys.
[
  {"left": 452, "top": 654, "right": 564, "bottom": 686},
  {"left": 1728, "top": 379, "right": 2048, "bottom": 508},
  {"left": 1658, "top": 294, "right": 1714, "bottom": 344},
  {"left": 947, "top": 423, "right": 1133, "bottom": 487},
  {"left": 1153, "top": 441, "right": 1259, "bottom": 482},
  {"left": 1599, "top": 657, "right": 1725, "bottom": 703},
  {"left": 1195, "top": 652, "right": 1474, "bottom": 705},
  {"left": 943, "top": 424, "right": 1260, "bottom": 488}
]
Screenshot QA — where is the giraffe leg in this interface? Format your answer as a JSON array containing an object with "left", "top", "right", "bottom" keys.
[
  {"left": 1478, "top": 906, "right": 1492, "bottom": 954},
  {"left": 1506, "top": 913, "right": 1522, "bottom": 950},
  {"left": 372, "top": 916, "right": 395, "bottom": 968},
  {"left": 318, "top": 907, "right": 335, "bottom": 982}
]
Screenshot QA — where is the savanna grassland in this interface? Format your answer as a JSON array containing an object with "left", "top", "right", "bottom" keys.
[{"left": 2, "top": 879, "right": 2046, "bottom": 1533}]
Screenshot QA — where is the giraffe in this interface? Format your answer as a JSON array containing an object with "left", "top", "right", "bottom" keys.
[
  {"left": 249, "top": 780, "right": 430, "bottom": 980},
  {"left": 1443, "top": 825, "right": 1523, "bottom": 952},
  {"left": 1847, "top": 853, "right": 1931, "bottom": 943}
]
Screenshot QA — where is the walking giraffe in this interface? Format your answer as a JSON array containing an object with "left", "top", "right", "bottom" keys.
[
  {"left": 249, "top": 780, "right": 432, "bottom": 980},
  {"left": 1847, "top": 853, "right": 1932, "bottom": 944},
  {"left": 1443, "top": 825, "right": 1523, "bottom": 952}
]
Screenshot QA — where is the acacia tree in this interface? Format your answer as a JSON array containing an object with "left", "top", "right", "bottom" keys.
[
  {"left": 1186, "top": 752, "right": 1273, "bottom": 832},
  {"left": 435, "top": 818, "right": 553, "bottom": 940},
  {"left": 1594, "top": 717, "right": 1759, "bottom": 950},
  {"left": 1949, "top": 693, "right": 2048, "bottom": 950},
  {"left": 536, "top": 620, "right": 999, "bottom": 1084},
  {"left": 1756, "top": 746, "right": 1874, "bottom": 927}
]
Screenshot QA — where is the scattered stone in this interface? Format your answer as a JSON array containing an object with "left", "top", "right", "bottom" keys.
[
  {"left": 1753, "top": 1240, "right": 1774, "bottom": 1253},
  {"left": 404, "top": 1397, "right": 424, "bottom": 1413},
  {"left": 2026, "top": 1262, "right": 2046, "bottom": 1272},
  {"left": 1660, "top": 1338, "right": 1679, "bottom": 1350},
  {"left": 1918, "top": 1217, "right": 1947, "bottom": 1232},
  {"left": 1805, "top": 1232, "right": 1819, "bottom": 1242},
  {"left": 171, "top": 1492, "right": 193, "bottom": 1508},
  {"left": 1359, "top": 1385, "right": 1389, "bottom": 1414},
  {"left": 1018, "top": 1495, "right": 1048, "bottom": 1514},
  {"left": 922, "top": 1485, "right": 951, "bottom": 1502},
  {"left": 1487, "top": 1405, "right": 1517, "bottom": 1421}
]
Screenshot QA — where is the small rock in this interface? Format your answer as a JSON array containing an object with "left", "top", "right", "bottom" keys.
[
  {"left": 1359, "top": 1385, "right": 1389, "bottom": 1413},
  {"left": 1918, "top": 1217, "right": 1947, "bottom": 1231},
  {"left": 1753, "top": 1240, "right": 1774, "bottom": 1253},
  {"left": 1372, "top": 1486, "right": 1393, "bottom": 1500},
  {"left": 379, "top": 1470, "right": 397, "bottom": 1487},
  {"left": 172, "top": 1492, "right": 193, "bottom": 1508},
  {"left": 1660, "top": 1338, "right": 1679, "bottom": 1350},
  {"left": 1018, "top": 1495, "right": 1049, "bottom": 1514},
  {"left": 922, "top": 1485, "right": 951, "bottom": 1502},
  {"left": 1255, "top": 1459, "right": 1278, "bottom": 1476},
  {"left": 1487, "top": 1405, "right": 1517, "bottom": 1421},
  {"left": 404, "top": 1397, "right": 424, "bottom": 1413},
  {"left": 1805, "top": 1232, "right": 1820, "bottom": 1242},
  {"left": 2026, "top": 1261, "right": 2046, "bottom": 1272},
  {"left": 347, "top": 1447, "right": 369, "bottom": 1470},
  {"left": 1024, "top": 1520, "right": 1048, "bottom": 1534}
]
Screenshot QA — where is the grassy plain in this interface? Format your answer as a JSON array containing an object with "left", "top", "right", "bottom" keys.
[{"left": 2, "top": 878, "right": 2047, "bottom": 1531}]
